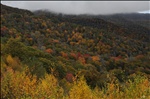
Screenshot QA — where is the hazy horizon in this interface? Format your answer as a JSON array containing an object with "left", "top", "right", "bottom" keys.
[{"left": 1, "top": 1, "right": 150, "bottom": 15}]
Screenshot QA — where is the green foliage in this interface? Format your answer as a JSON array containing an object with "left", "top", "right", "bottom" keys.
[{"left": 3, "top": 38, "right": 28, "bottom": 60}]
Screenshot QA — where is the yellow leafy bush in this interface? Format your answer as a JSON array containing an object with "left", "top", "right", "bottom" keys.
[
  {"left": 1, "top": 62, "right": 149, "bottom": 99},
  {"left": 68, "top": 76, "right": 93, "bottom": 99},
  {"left": 36, "top": 74, "right": 64, "bottom": 99},
  {"left": 123, "top": 75, "right": 150, "bottom": 99},
  {"left": 6, "top": 55, "right": 21, "bottom": 71},
  {"left": 1, "top": 67, "right": 37, "bottom": 99}
]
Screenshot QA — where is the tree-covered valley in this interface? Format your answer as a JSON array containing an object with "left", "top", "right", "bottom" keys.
[{"left": 1, "top": 4, "right": 150, "bottom": 99}]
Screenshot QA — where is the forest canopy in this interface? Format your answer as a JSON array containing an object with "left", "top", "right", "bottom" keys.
[{"left": 1, "top": 4, "right": 150, "bottom": 99}]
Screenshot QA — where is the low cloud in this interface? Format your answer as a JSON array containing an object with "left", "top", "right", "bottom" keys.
[{"left": 1, "top": 1, "right": 150, "bottom": 15}]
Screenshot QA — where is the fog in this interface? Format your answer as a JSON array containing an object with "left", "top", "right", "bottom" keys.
[{"left": 1, "top": 1, "right": 150, "bottom": 15}]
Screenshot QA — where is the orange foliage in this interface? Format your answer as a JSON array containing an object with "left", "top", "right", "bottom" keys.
[
  {"left": 28, "top": 37, "right": 33, "bottom": 41},
  {"left": 46, "top": 29, "right": 51, "bottom": 33},
  {"left": 60, "top": 51, "right": 68, "bottom": 59},
  {"left": 9, "top": 30, "right": 14, "bottom": 35},
  {"left": 70, "top": 52, "right": 77, "bottom": 60},
  {"left": 32, "top": 46, "right": 38, "bottom": 49},
  {"left": 135, "top": 54, "right": 144, "bottom": 59},
  {"left": 70, "top": 42, "right": 75, "bottom": 46},
  {"left": 52, "top": 39, "right": 59, "bottom": 43},
  {"left": 78, "top": 57, "right": 86, "bottom": 65},
  {"left": 45, "top": 48, "right": 53, "bottom": 54},
  {"left": 91, "top": 56, "right": 100, "bottom": 61},
  {"left": 111, "top": 56, "right": 122, "bottom": 61},
  {"left": 89, "top": 39, "right": 94, "bottom": 43}
]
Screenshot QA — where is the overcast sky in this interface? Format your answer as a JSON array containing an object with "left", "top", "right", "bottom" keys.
[{"left": 1, "top": 1, "right": 150, "bottom": 15}]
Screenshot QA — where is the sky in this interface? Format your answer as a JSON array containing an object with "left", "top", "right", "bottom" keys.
[{"left": 1, "top": 1, "right": 150, "bottom": 15}]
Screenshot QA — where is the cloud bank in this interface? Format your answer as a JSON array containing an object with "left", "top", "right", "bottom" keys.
[{"left": 1, "top": 1, "right": 150, "bottom": 15}]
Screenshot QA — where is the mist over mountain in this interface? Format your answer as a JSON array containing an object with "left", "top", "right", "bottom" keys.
[{"left": 1, "top": 1, "right": 150, "bottom": 15}]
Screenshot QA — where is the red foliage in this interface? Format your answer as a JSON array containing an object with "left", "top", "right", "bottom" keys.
[
  {"left": 1, "top": 26, "right": 7, "bottom": 31},
  {"left": 65, "top": 73, "right": 74, "bottom": 83},
  {"left": 70, "top": 52, "right": 77, "bottom": 60},
  {"left": 83, "top": 54, "right": 90, "bottom": 59},
  {"left": 26, "top": 34, "right": 31, "bottom": 38},
  {"left": 1, "top": 26, "right": 8, "bottom": 36},
  {"left": 111, "top": 56, "right": 122, "bottom": 61},
  {"left": 78, "top": 57, "right": 86, "bottom": 65},
  {"left": 136, "top": 54, "right": 144, "bottom": 59},
  {"left": 77, "top": 52, "right": 82, "bottom": 59}
]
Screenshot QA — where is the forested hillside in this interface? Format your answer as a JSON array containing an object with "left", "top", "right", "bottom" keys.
[{"left": 1, "top": 4, "right": 150, "bottom": 99}]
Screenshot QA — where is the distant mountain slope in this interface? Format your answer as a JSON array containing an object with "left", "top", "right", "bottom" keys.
[
  {"left": 34, "top": 10, "right": 150, "bottom": 42},
  {"left": 98, "top": 14, "right": 150, "bottom": 36},
  {"left": 1, "top": 4, "right": 33, "bottom": 15},
  {"left": 98, "top": 13, "right": 150, "bottom": 29}
]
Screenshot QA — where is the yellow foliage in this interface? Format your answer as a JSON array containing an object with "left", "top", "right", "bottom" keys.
[
  {"left": 6, "top": 55, "right": 14, "bottom": 65},
  {"left": 1, "top": 67, "right": 64, "bottom": 99},
  {"left": 123, "top": 75, "right": 150, "bottom": 99},
  {"left": 1, "top": 62, "right": 149, "bottom": 99},
  {"left": 69, "top": 76, "right": 93, "bottom": 99},
  {"left": 36, "top": 74, "right": 64, "bottom": 99},
  {"left": 1, "top": 67, "right": 37, "bottom": 99},
  {"left": 6, "top": 55, "right": 21, "bottom": 71}
]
